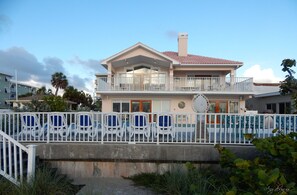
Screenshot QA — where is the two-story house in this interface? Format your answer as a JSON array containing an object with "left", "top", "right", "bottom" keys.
[
  {"left": 0, "top": 73, "right": 13, "bottom": 109},
  {"left": 95, "top": 33, "right": 253, "bottom": 115}
]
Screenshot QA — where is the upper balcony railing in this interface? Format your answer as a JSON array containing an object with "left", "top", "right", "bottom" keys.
[{"left": 95, "top": 76, "right": 253, "bottom": 93}]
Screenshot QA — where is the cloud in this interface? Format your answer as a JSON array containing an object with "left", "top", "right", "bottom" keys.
[
  {"left": 68, "top": 56, "right": 106, "bottom": 73},
  {"left": 0, "top": 47, "right": 103, "bottom": 96},
  {"left": 69, "top": 75, "right": 88, "bottom": 91},
  {"left": 67, "top": 56, "right": 107, "bottom": 94},
  {"left": 0, "top": 47, "right": 50, "bottom": 84},
  {"left": 243, "top": 64, "right": 282, "bottom": 83},
  {"left": 43, "top": 57, "right": 65, "bottom": 73}
]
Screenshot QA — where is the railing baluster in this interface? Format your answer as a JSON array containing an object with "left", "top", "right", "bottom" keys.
[{"left": 8, "top": 141, "right": 12, "bottom": 177}]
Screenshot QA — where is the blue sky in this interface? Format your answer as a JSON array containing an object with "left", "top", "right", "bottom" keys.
[{"left": 0, "top": 0, "right": 296, "bottom": 94}]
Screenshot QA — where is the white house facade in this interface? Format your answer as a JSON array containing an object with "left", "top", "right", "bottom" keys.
[{"left": 95, "top": 33, "right": 254, "bottom": 115}]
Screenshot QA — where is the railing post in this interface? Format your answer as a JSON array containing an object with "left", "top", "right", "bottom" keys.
[{"left": 27, "top": 144, "right": 36, "bottom": 182}]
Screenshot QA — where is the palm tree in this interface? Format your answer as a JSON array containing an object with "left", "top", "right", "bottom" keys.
[
  {"left": 280, "top": 59, "right": 297, "bottom": 110},
  {"left": 51, "top": 72, "right": 68, "bottom": 96}
]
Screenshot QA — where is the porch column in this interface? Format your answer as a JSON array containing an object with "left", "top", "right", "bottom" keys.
[
  {"left": 169, "top": 63, "right": 173, "bottom": 91},
  {"left": 107, "top": 62, "right": 112, "bottom": 90},
  {"left": 230, "top": 69, "right": 235, "bottom": 90}
]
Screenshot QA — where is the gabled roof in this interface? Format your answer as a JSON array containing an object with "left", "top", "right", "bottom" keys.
[
  {"left": 162, "top": 51, "right": 243, "bottom": 66},
  {"left": 0, "top": 72, "right": 13, "bottom": 77},
  {"left": 101, "top": 42, "right": 180, "bottom": 65}
]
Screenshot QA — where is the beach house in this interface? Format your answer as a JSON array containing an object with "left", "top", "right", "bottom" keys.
[{"left": 95, "top": 33, "right": 253, "bottom": 114}]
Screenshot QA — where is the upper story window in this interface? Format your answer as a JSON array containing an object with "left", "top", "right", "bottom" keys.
[{"left": 133, "top": 65, "right": 151, "bottom": 74}]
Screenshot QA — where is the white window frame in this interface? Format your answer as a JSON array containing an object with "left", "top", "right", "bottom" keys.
[{"left": 112, "top": 101, "right": 130, "bottom": 113}]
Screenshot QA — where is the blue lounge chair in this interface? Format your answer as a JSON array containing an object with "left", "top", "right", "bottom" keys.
[
  {"left": 156, "top": 114, "right": 175, "bottom": 138},
  {"left": 75, "top": 113, "right": 101, "bottom": 138},
  {"left": 20, "top": 113, "right": 46, "bottom": 138},
  {"left": 130, "top": 112, "right": 150, "bottom": 138},
  {"left": 49, "top": 113, "right": 74, "bottom": 138},
  {"left": 103, "top": 113, "right": 123, "bottom": 137}
]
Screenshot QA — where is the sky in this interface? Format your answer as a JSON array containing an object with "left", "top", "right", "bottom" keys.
[{"left": 0, "top": 0, "right": 296, "bottom": 95}]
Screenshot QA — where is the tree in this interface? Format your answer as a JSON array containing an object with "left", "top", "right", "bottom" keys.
[
  {"left": 91, "top": 98, "right": 102, "bottom": 111},
  {"left": 36, "top": 86, "right": 47, "bottom": 95},
  {"left": 51, "top": 72, "right": 68, "bottom": 96},
  {"left": 280, "top": 59, "right": 297, "bottom": 110},
  {"left": 43, "top": 95, "right": 67, "bottom": 111},
  {"left": 63, "top": 86, "right": 95, "bottom": 110}
]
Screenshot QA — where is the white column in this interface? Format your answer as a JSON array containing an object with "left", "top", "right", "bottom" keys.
[
  {"left": 169, "top": 63, "right": 173, "bottom": 91},
  {"left": 107, "top": 63, "right": 112, "bottom": 90},
  {"left": 27, "top": 145, "right": 37, "bottom": 182},
  {"left": 230, "top": 69, "right": 235, "bottom": 90}
]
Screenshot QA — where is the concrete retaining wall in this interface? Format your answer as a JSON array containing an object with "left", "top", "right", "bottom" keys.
[{"left": 34, "top": 143, "right": 258, "bottom": 178}]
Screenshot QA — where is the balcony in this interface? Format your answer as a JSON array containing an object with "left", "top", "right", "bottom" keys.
[{"left": 95, "top": 76, "right": 253, "bottom": 93}]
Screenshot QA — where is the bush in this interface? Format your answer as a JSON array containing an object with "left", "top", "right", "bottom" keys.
[
  {"left": 0, "top": 165, "right": 80, "bottom": 195},
  {"left": 128, "top": 164, "right": 229, "bottom": 195},
  {"left": 216, "top": 129, "right": 297, "bottom": 194}
]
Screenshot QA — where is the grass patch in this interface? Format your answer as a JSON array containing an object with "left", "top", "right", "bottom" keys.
[
  {"left": 0, "top": 165, "right": 81, "bottom": 195},
  {"left": 128, "top": 164, "right": 229, "bottom": 195}
]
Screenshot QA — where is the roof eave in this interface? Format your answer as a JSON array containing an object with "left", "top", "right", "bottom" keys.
[{"left": 101, "top": 42, "right": 180, "bottom": 65}]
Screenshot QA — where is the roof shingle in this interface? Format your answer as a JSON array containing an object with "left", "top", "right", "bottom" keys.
[{"left": 162, "top": 51, "right": 243, "bottom": 65}]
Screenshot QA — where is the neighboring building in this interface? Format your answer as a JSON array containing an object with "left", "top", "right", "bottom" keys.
[
  {"left": 246, "top": 83, "right": 294, "bottom": 114},
  {"left": 95, "top": 33, "right": 254, "bottom": 114},
  {"left": 7, "top": 94, "right": 77, "bottom": 110},
  {"left": 0, "top": 72, "right": 38, "bottom": 109},
  {"left": 0, "top": 73, "right": 13, "bottom": 109},
  {"left": 10, "top": 81, "right": 38, "bottom": 99}
]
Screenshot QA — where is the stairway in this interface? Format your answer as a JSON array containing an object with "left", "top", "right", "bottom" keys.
[
  {"left": 0, "top": 130, "right": 36, "bottom": 186},
  {"left": 0, "top": 143, "right": 28, "bottom": 183}
]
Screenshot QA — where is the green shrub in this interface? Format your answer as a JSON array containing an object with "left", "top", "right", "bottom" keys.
[
  {"left": 128, "top": 164, "right": 229, "bottom": 195},
  {"left": 0, "top": 165, "right": 80, "bottom": 195},
  {"left": 216, "top": 129, "right": 297, "bottom": 195}
]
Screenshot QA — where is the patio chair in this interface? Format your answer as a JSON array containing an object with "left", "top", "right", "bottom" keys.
[
  {"left": 75, "top": 113, "right": 101, "bottom": 138},
  {"left": 48, "top": 113, "right": 74, "bottom": 138},
  {"left": 20, "top": 113, "right": 46, "bottom": 138},
  {"left": 103, "top": 113, "right": 123, "bottom": 137},
  {"left": 130, "top": 112, "right": 150, "bottom": 138},
  {"left": 156, "top": 114, "right": 175, "bottom": 138}
]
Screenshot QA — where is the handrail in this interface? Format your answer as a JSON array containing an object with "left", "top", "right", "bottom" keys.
[
  {"left": 95, "top": 76, "right": 253, "bottom": 92},
  {"left": 0, "top": 129, "right": 36, "bottom": 186}
]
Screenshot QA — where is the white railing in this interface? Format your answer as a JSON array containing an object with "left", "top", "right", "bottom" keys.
[
  {"left": 96, "top": 76, "right": 253, "bottom": 92},
  {"left": 1, "top": 112, "right": 296, "bottom": 145},
  {"left": 0, "top": 129, "right": 36, "bottom": 186}
]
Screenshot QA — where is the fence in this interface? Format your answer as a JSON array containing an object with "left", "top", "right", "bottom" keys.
[{"left": 0, "top": 111, "right": 296, "bottom": 145}]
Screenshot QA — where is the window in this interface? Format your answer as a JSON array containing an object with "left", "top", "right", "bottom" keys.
[
  {"left": 267, "top": 103, "right": 276, "bottom": 113},
  {"left": 187, "top": 75, "right": 211, "bottom": 90},
  {"left": 112, "top": 101, "right": 129, "bottom": 112},
  {"left": 279, "top": 102, "right": 291, "bottom": 114},
  {"left": 131, "top": 100, "right": 152, "bottom": 112},
  {"left": 229, "top": 101, "right": 239, "bottom": 113},
  {"left": 153, "top": 100, "right": 170, "bottom": 112}
]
